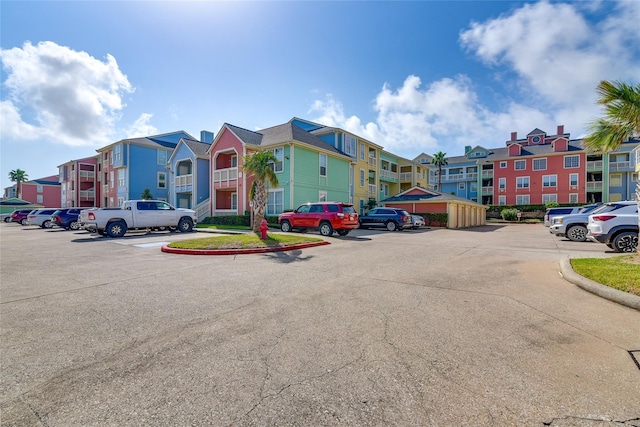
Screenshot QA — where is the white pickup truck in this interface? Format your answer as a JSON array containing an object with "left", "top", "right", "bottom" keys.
[{"left": 79, "top": 200, "right": 197, "bottom": 238}]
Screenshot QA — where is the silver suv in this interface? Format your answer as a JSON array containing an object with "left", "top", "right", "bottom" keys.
[
  {"left": 549, "top": 203, "right": 602, "bottom": 241},
  {"left": 544, "top": 206, "right": 583, "bottom": 227},
  {"left": 586, "top": 201, "right": 638, "bottom": 253}
]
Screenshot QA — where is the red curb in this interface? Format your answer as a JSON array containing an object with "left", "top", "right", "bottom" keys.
[{"left": 161, "top": 240, "right": 330, "bottom": 255}]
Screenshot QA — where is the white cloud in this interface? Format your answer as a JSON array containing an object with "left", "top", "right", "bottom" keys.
[
  {"left": 124, "top": 113, "right": 158, "bottom": 138},
  {"left": 0, "top": 41, "right": 134, "bottom": 147},
  {"left": 310, "top": 1, "right": 639, "bottom": 158}
]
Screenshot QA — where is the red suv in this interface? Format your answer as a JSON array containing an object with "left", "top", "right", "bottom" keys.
[{"left": 278, "top": 202, "right": 359, "bottom": 236}]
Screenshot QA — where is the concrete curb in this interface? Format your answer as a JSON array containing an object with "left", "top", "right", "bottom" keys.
[
  {"left": 161, "top": 240, "right": 330, "bottom": 256},
  {"left": 559, "top": 257, "right": 640, "bottom": 311}
]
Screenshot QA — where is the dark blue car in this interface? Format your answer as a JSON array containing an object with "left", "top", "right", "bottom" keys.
[
  {"left": 358, "top": 207, "right": 413, "bottom": 231},
  {"left": 51, "top": 208, "right": 82, "bottom": 230}
]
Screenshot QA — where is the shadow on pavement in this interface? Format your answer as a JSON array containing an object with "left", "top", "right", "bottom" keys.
[{"left": 261, "top": 249, "right": 314, "bottom": 263}]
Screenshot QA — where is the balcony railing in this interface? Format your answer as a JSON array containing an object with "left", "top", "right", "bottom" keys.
[
  {"left": 466, "top": 172, "right": 478, "bottom": 180},
  {"left": 368, "top": 157, "right": 377, "bottom": 167},
  {"left": 399, "top": 172, "right": 414, "bottom": 181},
  {"left": 586, "top": 181, "right": 603, "bottom": 191},
  {"left": 175, "top": 174, "right": 193, "bottom": 191},
  {"left": 482, "top": 170, "right": 493, "bottom": 178},
  {"left": 368, "top": 184, "right": 376, "bottom": 194},
  {"left": 442, "top": 173, "right": 465, "bottom": 182},
  {"left": 481, "top": 186, "right": 493, "bottom": 195},
  {"left": 609, "top": 161, "right": 630, "bottom": 171},
  {"left": 214, "top": 167, "right": 238, "bottom": 186},
  {"left": 380, "top": 169, "right": 398, "bottom": 181},
  {"left": 79, "top": 190, "right": 95, "bottom": 200},
  {"left": 79, "top": 170, "right": 96, "bottom": 181},
  {"left": 586, "top": 160, "right": 603, "bottom": 171}
]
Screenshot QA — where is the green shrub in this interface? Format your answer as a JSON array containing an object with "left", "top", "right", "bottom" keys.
[
  {"left": 420, "top": 212, "right": 448, "bottom": 226},
  {"left": 500, "top": 208, "right": 519, "bottom": 221},
  {"left": 545, "top": 201, "right": 559, "bottom": 208}
]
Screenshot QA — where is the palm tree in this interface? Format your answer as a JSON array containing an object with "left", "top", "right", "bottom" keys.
[
  {"left": 8, "top": 169, "right": 28, "bottom": 199},
  {"left": 584, "top": 80, "right": 640, "bottom": 253},
  {"left": 243, "top": 151, "right": 279, "bottom": 233},
  {"left": 432, "top": 151, "right": 448, "bottom": 191}
]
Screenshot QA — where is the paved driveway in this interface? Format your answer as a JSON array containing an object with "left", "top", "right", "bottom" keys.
[{"left": 1, "top": 223, "right": 638, "bottom": 426}]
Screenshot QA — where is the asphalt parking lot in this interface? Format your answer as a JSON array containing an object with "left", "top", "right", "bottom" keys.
[{"left": 1, "top": 222, "right": 639, "bottom": 426}]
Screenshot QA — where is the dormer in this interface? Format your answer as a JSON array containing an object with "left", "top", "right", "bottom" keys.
[
  {"left": 466, "top": 145, "right": 489, "bottom": 159},
  {"left": 527, "top": 128, "right": 546, "bottom": 146},
  {"left": 552, "top": 137, "right": 568, "bottom": 152},
  {"left": 508, "top": 143, "right": 523, "bottom": 156}
]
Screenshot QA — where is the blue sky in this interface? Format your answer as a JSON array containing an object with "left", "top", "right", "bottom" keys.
[{"left": 2, "top": 1, "right": 639, "bottom": 191}]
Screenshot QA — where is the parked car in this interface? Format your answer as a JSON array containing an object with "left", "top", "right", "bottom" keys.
[
  {"left": 358, "top": 208, "right": 412, "bottom": 231},
  {"left": 51, "top": 208, "right": 83, "bottom": 230},
  {"left": 25, "top": 208, "right": 60, "bottom": 228},
  {"left": 410, "top": 214, "right": 425, "bottom": 229},
  {"left": 548, "top": 203, "right": 602, "bottom": 241},
  {"left": 586, "top": 201, "right": 638, "bottom": 253},
  {"left": 544, "top": 206, "right": 585, "bottom": 227},
  {"left": 10, "top": 209, "right": 36, "bottom": 225},
  {"left": 278, "top": 202, "right": 359, "bottom": 237},
  {"left": 2, "top": 213, "right": 13, "bottom": 222}
]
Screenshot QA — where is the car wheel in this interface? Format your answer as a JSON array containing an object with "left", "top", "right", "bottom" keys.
[
  {"left": 566, "top": 225, "right": 588, "bottom": 242},
  {"left": 178, "top": 218, "right": 194, "bottom": 232},
  {"left": 20, "top": 218, "right": 27, "bottom": 225},
  {"left": 106, "top": 221, "right": 127, "bottom": 238},
  {"left": 337, "top": 229, "right": 350, "bottom": 236},
  {"left": 69, "top": 221, "right": 80, "bottom": 230},
  {"left": 280, "top": 220, "right": 292, "bottom": 232},
  {"left": 611, "top": 231, "right": 638, "bottom": 253},
  {"left": 4, "top": 216, "right": 11, "bottom": 223},
  {"left": 385, "top": 221, "right": 397, "bottom": 231},
  {"left": 319, "top": 221, "right": 334, "bottom": 237},
  {"left": 41, "top": 220, "right": 52, "bottom": 229}
]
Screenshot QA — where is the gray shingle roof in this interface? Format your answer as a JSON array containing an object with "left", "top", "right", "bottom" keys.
[{"left": 181, "top": 138, "right": 211, "bottom": 158}]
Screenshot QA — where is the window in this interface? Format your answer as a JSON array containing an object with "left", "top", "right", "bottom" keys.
[
  {"left": 516, "top": 195, "right": 530, "bottom": 205},
  {"left": 458, "top": 182, "right": 465, "bottom": 190},
  {"left": 117, "top": 197, "right": 124, "bottom": 207},
  {"left": 113, "top": 144, "right": 122, "bottom": 163},
  {"left": 360, "top": 169, "right": 365, "bottom": 187},
  {"left": 158, "top": 149, "right": 168, "bottom": 165},
  {"left": 266, "top": 190, "right": 283, "bottom": 215},
  {"left": 516, "top": 176, "right": 530, "bottom": 189},
  {"left": 37, "top": 195, "right": 43, "bottom": 203},
  {"left": 158, "top": 172, "right": 166, "bottom": 189},
  {"left": 514, "top": 160, "right": 526, "bottom": 170},
  {"left": 542, "top": 175, "right": 557, "bottom": 187},
  {"left": 564, "top": 155, "right": 580, "bottom": 168},
  {"left": 231, "top": 193, "right": 238, "bottom": 210},
  {"left": 470, "top": 182, "right": 477, "bottom": 192},
  {"left": 569, "top": 193, "right": 578, "bottom": 203},
  {"left": 319, "top": 191, "right": 327, "bottom": 202},
  {"left": 270, "top": 148, "right": 283, "bottom": 172},
  {"left": 344, "top": 134, "right": 357, "bottom": 157},
  {"left": 500, "top": 161, "right": 507, "bottom": 168},
  {"left": 569, "top": 173, "right": 579, "bottom": 187},
  {"left": 632, "top": 173, "right": 638, "bottom": 182},
  {"left": 231, "top": 156, "right": 238, "bottom": 168},
  {"left": 319, "top": 154, "right": 327, "bottom": 177},
  {"left": 542, "top": 194, "right": 557, "bottom": 203},
  {"left": 37, "top": 184, "right": 43, "bottom": 193},
  {"left": 609, "top": 193, "right": 622, "bottom": 202},
  {"left": 381, "top": 183, "right": 389, "bottom": 197},
  {"left": 533, "top": 158, "right": 547, "bottom": 171},
  {"left": 110, "top": 171, "right": 114, "bottom": 189},
  {"left": 498, "top": 195, "right": 506, "bottom": 205},
  {"left": 118, "top": 169, "right": 125, "bottom": 187},
  {"left": 360, "top": 143, "right": 365, "bottom": 161},
  {"left": 498, "top": 177, "right": 506, "bottom": 190},
  {"left": 610, "top": 173, "right": 622, "bottom": 187}
]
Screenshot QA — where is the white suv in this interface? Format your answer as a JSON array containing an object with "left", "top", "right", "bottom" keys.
[
  {"left": 25, "top": 208, "right": 60, "bottom": 228},
  {"left": 586, "top": 201, "right": 638, "bottom": 253}
]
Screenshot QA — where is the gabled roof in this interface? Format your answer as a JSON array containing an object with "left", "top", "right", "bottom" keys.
[
  {"left": 381, "top": 186, "right": 485, "bottom": 207},
  {"left": 527, "top": 128, "right": 546, "bottom": 136},
  {"left": 97, "top": 131, "right": 192, "bottom": 152},
  {"left": 181, "top": 138, "right": 211, "bottom": 159},
  {"left": 225, "top": 124, "right": 263, "bottom": 146}
]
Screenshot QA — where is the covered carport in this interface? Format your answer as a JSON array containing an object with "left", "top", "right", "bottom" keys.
[{"left": 379, "top": 186, "right": 487, "bottom": 228}]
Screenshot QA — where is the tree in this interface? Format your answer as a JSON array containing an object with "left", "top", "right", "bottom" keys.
[
  {"left": 243, "top": 151, "right": 279, "bottom": 233},
  {"left": 8, "top": 169, "right": 28, "bottom": 199},
  {"left": 584, "top": 80, "right": 640, "bottom": 253},
  {"left": 432, "top": 151, "right": 448, "bottom": 191},
  {"left": 141, "top": 188, "right": 153, "bottom": 200}
]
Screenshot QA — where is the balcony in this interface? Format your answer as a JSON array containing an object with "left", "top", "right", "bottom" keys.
[
  {"left": 586, "top": 181, "right": 603, "bottom": 191},
  {"left": 587, "top": 160, "right": 603, "bottom": 171},
  {"left": 481, "top": 186, "right": 493, "bottom": 195},
  {"left": 102, "top": 184, "right": 109, "bottom": 194},
  {"left": 482, "top": 170, "right": 493, "bottom": 178},
  {"left": 609, "top": 161, "right": 631, "bottom": 172},
  {"left": 466, "top": 172, "right": 478, "bottom": 180},
  {"left": 368, "top": 157, "right": 377, "bottom": 167},
  {"left": 174, "top": 174, "right": 193, "bottom": 192},
  {"left": 79, "top": 190, "right": 95, "bottom": 200},
  {"left": 79, "top": 170, "right": 96, "bottom": 181},
  {"left": 368, "top": 184, "right": 376, "bottom": 195},
  {"left": 214, "top": 167, "right": 238, "bottom": 187},
  {"left": 380, "top": 169, "right": 398, "bottom": 181},
  {"left": 442, "top": 173, "right": 464, "bottom": 182},
  {"left": 399, "top": 172, "right": 414, "bottom": 182}
]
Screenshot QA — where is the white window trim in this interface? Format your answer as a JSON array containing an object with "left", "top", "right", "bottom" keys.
[
  {"left": 514, "top": 160, "right": 526, "bottom": 170},
  {"left": 319, "top": 191, "right": 327, "bottom": 202},
  {"left": 498, "top": 177, "right": 506, "bottom": 190},
  {"left": 569, "top": 193, "right": 579, "bottom": 203},
  {"left": 515, "top": 194, "right": 530, "bottom": 205},
  {"left": 564, "top": 155, "right": 580, "bottom": 169},
  {"left": 157, "top": 171, "right": 166, "bottom": 189},
  {"left": 500, "top": 161, "right": 507, "bottom": 169},
  {"left": 542, "top": 174, "right": 557, "bottom": 188},
  {"left": 498, "top": 195, "right": 506, "bottom": 205},
  {"left": 533, "top": 157, "right": 547, "bottom": 171},
  {"left": 360, "top": 169, "right": 365, "bottom": 187},
  {"left": 319, "top": 153, "right": 327, "bottom": 177},
  {"left": 516, "top": 176, "right": 530, "bottom": 189},
  {"left": 569, "top": 173, "right": 579, "bottom": 188}
]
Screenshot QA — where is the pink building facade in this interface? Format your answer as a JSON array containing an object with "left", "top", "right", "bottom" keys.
[{"left": 58, "top": 156, "right": 99, "bottom": 208}]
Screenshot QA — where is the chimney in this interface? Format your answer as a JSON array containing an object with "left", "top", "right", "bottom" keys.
[
  {"left": 200, "top": 130, "right": 214, "bottom": 144},
  {"left": 511, "top": 132, "right": 517, "bottom": 141},
  {"left": 556, "top": 125, "right": 564, "bottom": 135},
  {"left": 465, "top": 145, "right": 472, "bottom": 154}
]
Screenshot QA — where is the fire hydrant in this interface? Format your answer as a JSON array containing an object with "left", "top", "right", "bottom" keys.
[{"left": 259, "top": 219, "right": 269, "bottom": 240}]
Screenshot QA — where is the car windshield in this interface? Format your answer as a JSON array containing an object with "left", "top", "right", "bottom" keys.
[
  {"left": 342, "top": 206, "right": 356, "bottom": 214},
  {"left": 578, "top": 204, "right": 599, "bottom": 214}
]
